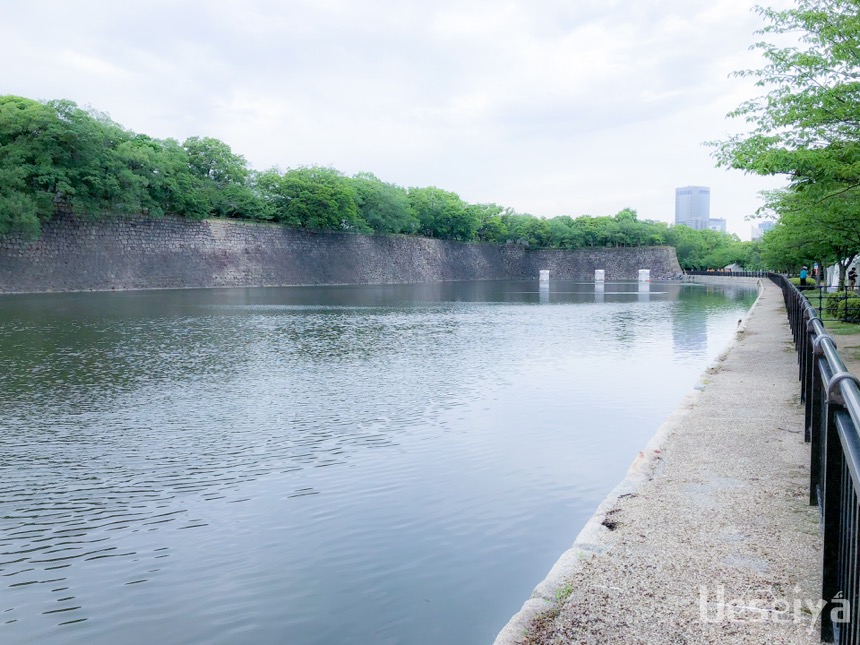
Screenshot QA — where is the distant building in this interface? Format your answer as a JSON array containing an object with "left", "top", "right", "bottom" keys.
[
  {"left": 706, "top": 218, "right": 726, "bottom": 233},
  {"left": 751, "top": 221, "right": 776, "bottom": 240},
  {"left": 675, "top": 186, "right": 711, "bottom": 230},
  {"left": 674, "top": 186, "right": 728, "bottom": 232}
]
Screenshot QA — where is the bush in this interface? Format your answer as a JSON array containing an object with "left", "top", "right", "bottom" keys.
[
  {"left": 825, "top": 291, "right": 860, "bottom": 322},
  {"left": 789, "top": 276, "right": 819, "bottom": 290}
]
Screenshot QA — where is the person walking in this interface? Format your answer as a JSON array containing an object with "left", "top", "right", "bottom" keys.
[
  {"left": 849, "top": 266, "right": 857, "bottom": 290},
  {"left": 800, "top": 266, "right": 808, "bottom": 287}
]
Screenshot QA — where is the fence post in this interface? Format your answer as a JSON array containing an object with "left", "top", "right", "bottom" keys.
[
  {"left": 805, "top": 321, "right": 819, "bottom": 435},
  {"left": 810, "top": 346, "right": 831, "bottom": 506},
  {"left": 800, "top": 307, "right": 813, "bottom": 396},
  {"left": 820, "top": 390, "right": 843, "bottom": 642}
]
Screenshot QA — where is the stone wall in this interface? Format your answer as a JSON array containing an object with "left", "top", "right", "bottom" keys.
[{"left": 0, "top": 215, "right": 682, "bottom": 293}]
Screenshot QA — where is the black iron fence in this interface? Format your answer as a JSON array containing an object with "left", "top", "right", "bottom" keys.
[
  {"left": 774, "top": 272, "right": 860, "bottom": 643},
  {"left": 794, "top": 285, "right": 860, "bottom": 324},
  {"left": 686, "top": 270, "right": 860, "bottom": 323},
  {"left": 686, "top": 270, "right": 860, "bottom": 639}
]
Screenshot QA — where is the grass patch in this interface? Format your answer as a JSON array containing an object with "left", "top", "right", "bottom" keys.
[
  {"left": 822, "top": 320, "right": 860, "bottom": 335},
  {"left": 796, "top": 285, "right": 860, "bottom": 328},
  {"left": 788, "top": 277, "right": 823, "bottom": 289},
  {"left": 555, "top": 583, "right": 574, "bottom": 603}
]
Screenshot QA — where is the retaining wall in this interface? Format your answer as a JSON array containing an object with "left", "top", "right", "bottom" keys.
[{"left": 0, "top": 215, "right": 683, "bottom": 293}]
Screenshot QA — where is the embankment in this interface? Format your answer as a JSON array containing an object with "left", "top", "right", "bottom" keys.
[
  {"left": 495, "top": 278, "right": 821, "bottom": 644},
  {"left": 0, "top": 214, "right": 682, "bottom": 293}
]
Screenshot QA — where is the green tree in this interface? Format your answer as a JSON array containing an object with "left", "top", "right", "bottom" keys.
[
  {"left": 665, "top": 226, "right": 708, "bottom": 270},
  {"left": 713, "top": 1, "right": 860, "bottom": 183},
  {"left": 262, "top": 166, "right": 365, "bottom": 231},
  {"left": 184, "top": 136, "right": 249, "bottom": 186},
  {"left": 759, "top": 185, "right": 860, "bottom": 280},
  {"left": 182, "top": 136, "right": 263, "bottom": 218},
  {"left": 610, "top": 208, "right": 669, "bottom": 247},
  {"left": 408, "top": 187, "right": 478, "bottom": 241},
  {"left": 663, "top": 225, "right": 744, "bottom": 270},
  {"left": 0, "top": 96, "right": 142, "bottom": 235},
  {"left": 739, "top": 240, "right": 768, "bottom": 271},
  {"left": 470, "top": 203, "right": 510, "bottom": 243},
  {"left": 712, "top": 0, "right": 860, "bottom": 269},
  {"left": 351, "top": 172, "right": 416, "bottom": 234},
  {"left": 2, "top": 93, "right": 751, "bottom": 257},
  {"left": 614, "top": 208, "right": 641, "bottom": 246},
  {"left": 569, "top": 216, "right": 626, "bottom": 247},
  {"left": 145, "top": 138, "right": 213, "bottom": 218},
  {"left": 547, "top": 215, "right": 583, "bottom": 248},
  {"left": 640, "top": 220, "right": 669, "bottom": 246},
  {"left": 569, "top": 216, "right": 601, "bottom": 247},
  {"left": 0, "top": 96, "right": 55, "bottom": 235},
  {"left": 500, "top": 213, "right": 551, "bottom": 246}
]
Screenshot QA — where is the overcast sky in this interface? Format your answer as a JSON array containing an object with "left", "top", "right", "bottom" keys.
[{"left": 3, "top": 0, "right": 794, "bottom": 239}]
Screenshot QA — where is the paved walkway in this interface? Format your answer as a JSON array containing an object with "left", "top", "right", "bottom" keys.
[{"left": 495, "top": 280, "right": 823, "bottom": 644}]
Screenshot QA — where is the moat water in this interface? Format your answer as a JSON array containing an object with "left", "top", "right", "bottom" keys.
[{"left": 0, "top": 280, "right": 757, "bottom": 644}]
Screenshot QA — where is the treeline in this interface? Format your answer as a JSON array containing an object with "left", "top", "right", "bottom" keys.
[
  {"left": 712, "top": 0, "right": 860, "bottom": 283},
  {"left": 0, "top": 95, "right": 752, "bottom": 269}
]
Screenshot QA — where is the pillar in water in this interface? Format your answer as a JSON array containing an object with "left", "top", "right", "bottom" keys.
[
  {"left": 594, "top": 269, "right": 605, "bottom": 282},
  {"left": 539, "top": 270, "right": 549, "bottom": 283},
  {"left": 638, "top": 269, "right": 650, "bottom": 282}
]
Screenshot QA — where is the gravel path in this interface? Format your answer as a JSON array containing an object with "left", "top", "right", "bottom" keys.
[{"left": 495, "top": 280, "right": 823, "bottom": 644}]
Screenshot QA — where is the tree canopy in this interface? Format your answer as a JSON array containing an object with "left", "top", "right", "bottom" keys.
[
  {"left": 0, "top": 93, "right": 756, "bottom": 272},
  {"left": 712, "top": 0, "right": 860, "bottom": 274}
]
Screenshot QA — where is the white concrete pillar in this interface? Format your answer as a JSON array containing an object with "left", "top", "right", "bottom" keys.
[
  {"left": 539, "top": 270, "right": 549, "bottom": 283},
  {"left": 638, "top": 269, "right": 650, "bottom": 282},
  {"left": 594, "top": 269, "right": 605, "bottom": 282}
]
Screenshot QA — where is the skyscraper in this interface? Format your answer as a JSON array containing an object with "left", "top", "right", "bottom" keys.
[
  {"left": 751, "top": 221, "right": 776, "bottom": 240},
  {"left": 675, "top": 186, "right": 710, "bottom": 229}
]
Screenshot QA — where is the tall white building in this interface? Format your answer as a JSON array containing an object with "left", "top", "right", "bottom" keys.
[
  {"left": 706, "top": 218, "right": 726, "bottom": 233},
  {"left": 751, "top": 221, "right": 776, "bottom": 240},
  {"left": 675, "top": 186, "right": 711, "bottom": 230}
]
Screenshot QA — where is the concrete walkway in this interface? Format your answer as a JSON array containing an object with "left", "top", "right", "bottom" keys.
[{"left": 495, "top": 280, "right": 823, "bottom": 644}]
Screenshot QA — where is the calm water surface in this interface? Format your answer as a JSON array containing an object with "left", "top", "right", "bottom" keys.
[{"left": 0, "top": 280, "right": 757, "bottom": 644}]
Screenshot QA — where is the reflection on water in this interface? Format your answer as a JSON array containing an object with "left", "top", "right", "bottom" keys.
[{"left": 0, "top": 280, "right": 757, "bottom": 644}]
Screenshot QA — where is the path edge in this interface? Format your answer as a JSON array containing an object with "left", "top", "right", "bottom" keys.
[{"left": 492, "top": 278, "right": 766, "bottom": 644}]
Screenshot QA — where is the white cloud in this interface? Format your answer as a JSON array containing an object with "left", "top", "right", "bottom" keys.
[
  {"left": 0, "top": 0, "right": 795, "bottom": 238},
  {"left": 59, "top": 50, "right": 131, "bottom": 79}
]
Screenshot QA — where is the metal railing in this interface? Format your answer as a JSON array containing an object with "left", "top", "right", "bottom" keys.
[
  {"left": 791, "top": 285, "right": 860, "bottom": 324},
  {"left": 774, "top": 272, "right": 860, "bottom": 643}
]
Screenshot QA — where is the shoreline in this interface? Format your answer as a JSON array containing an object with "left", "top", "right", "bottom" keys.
[
  {"left": 494, "top": 276, "right": 802, "bottom": 643},
  {"left": 0, "top": 277, "right": 684, "bottom": 297}
]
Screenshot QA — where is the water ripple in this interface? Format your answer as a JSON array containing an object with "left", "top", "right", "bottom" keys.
[{"left": 0, "top": 281, "right": 756, "bottom": 644}]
